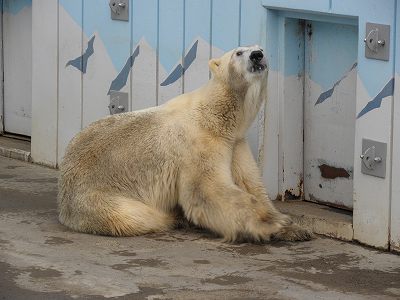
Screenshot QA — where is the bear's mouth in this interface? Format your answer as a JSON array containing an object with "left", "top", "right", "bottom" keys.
[{"left": 249, "top": 62, "right": 267, "bottom": 73}]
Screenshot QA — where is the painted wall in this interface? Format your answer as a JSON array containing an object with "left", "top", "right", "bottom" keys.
[
  {"left": 390, "top": 1, "right": 400, "bottom": 253},
  {"left": 33, "top": 0, "right": 266, "bottom": 166},
  {"left": 24, "top": 0, "right": 399, "bottom": 250}
]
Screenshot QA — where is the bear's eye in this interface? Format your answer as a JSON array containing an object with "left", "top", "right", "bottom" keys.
[{"left": 236, "top": 51, "right": 243, "bottom": 56}]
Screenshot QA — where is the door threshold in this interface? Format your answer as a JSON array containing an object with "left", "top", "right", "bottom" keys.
[
  {"left": 274, "top": 200, "right": 353, "bottom": 241},
  {"left": 2, "top": 132, "right": 31, "bottom": 142},
  {"left": 0, "top": 135, "right": 31, "bottom": 162}
]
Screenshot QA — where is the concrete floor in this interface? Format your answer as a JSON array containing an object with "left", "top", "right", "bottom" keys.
[{"left": 1, "top": 156, "right": 400, "bottom": 300}]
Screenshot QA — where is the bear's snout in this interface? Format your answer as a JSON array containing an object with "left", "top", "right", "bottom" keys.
[
  {"left": 248, "top": 49, "right": 267, "bottom": 73},
  {"left": 250, "top": 50, "right": 263, "bottom": 62}
]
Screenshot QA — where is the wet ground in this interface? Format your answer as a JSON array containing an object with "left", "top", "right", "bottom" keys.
[{"left": 0, "top": 156, "right": 400, "bottom": 300}]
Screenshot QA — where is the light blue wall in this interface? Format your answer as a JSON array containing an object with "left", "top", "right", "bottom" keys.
[
  {"left": 2, "top": 0, "right": 31, "bottom": 14},
  {"left": 132, "top": 0, "right": 158, "bottom": 50},
  {"left": 305, "top": 21, "right": 358, "bottom": 91},
  {"left": 59, "top": 0, "right": 267, "bottom": 73},
  {"left": 9, "top": 0, "right": 395, "bottom": 104},
  {"left": 211, "top": 0, "right": 240, "bottom": 53},
  {"left": 55, "top": 0, "right": 397, "bottom": 162},
  {"left": 184, "top": 0, "right": 211, "bottom": 50},
  {"left": 56, "top": 0, "right": 268, "bottom": 158},
  {"left": 263, "top": 0, "right": 396, "bottom": 101},
  {"left": 158, "top": 0, "right": 184, "bottom": 74},
  {"left": 396, "top": 0, "right": 400, "bottom": 76}
]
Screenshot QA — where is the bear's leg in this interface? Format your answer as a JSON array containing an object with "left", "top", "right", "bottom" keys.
[
  {"left": 179, "top": 180, "right": 284, "bottom": 242},
  {"left": 58, "top": 191, "right": 174, "bottom": 236},
  {"left": 231, "top": 139, "right": 313, "bottom": 242}
]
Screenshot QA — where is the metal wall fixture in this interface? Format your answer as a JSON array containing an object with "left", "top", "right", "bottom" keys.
[
  {"left": 364, "top": 22, "right": 390, "bottom": 61},
  {"left": 360, "top": 138, "right": 387, "bottom": 178},
  {"left": 109, "top": 91, "right": 129, "bottom": 115},
  {"left": 109, "top": 0, "right": 129, "bottom": 21}
]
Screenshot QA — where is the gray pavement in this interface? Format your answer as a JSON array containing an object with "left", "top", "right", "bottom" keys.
[{"left": 0, "top": 156, "right": 400, "bottom": 300}]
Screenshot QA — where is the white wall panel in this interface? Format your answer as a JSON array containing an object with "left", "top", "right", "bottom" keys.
[
  {"left": 183, "top": 0, "right": 211, "bottom": 93},
  {"left": 158, "top": 0, "right": 184, "bottom": 105},
  {"left": 58, "top": 2, "right": 83, "bottom": 162},
  {"left": 131, "top": 0, "right": 158, "bottom": 111},
  {"left": 82, "top": 0, "right": 130, "bottom": 127},
  {"left": 390, "top": 2, "right": 400, "bottom": 253},
  {"left": 31, "top": 0, "right": 58, "bottom": 167},
  {"left": 3, "top": 2, "right": 32, "bottom": 136}
]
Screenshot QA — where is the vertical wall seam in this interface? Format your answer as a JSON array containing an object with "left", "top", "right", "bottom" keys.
[
  {"left": 277, "top": 15, "right": 285, "bottom": 196},
  {"left": 301, "top": 20, "right": 306, "bottom": 200},
  {"left": 182, "top": 0, "right": 185, "bottom": 94},
  {"left": 238, "top": 0, "right": 241, "bottom": 46},
  {"left": 80, "top": 0, "right": 84, "bottom": 129},
  {"left": 209, "top": 0, "right": 213, "bottom": 79},
  {"left": 388, "top": 0, "right": 398, "bottom": 250},
  {"left": 129, "top": 0, "right": 133, "bottom": 111},
  {"left": 56, "top": 0, "right": 60, "bottom": 166},
  {"left": 0, "top": 0, "right": 4, "bottom": 133},
  {"left": 156, "top": 0, "right": 160, "bottom": 106}
]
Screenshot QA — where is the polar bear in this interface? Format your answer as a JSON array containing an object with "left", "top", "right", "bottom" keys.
[{"left": 58, "top": 45, "right": 312, "bottom": 242}]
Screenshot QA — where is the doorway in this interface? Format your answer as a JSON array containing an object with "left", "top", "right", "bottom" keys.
[
  {"left": 303, "top": 21, "right": 358, "bottom": 210},
  {"left": 1, "top": 0, "right": 32, "bottom": 138},
  {"left": 271, "top": 16, "right": 359, "bottom": 211}
]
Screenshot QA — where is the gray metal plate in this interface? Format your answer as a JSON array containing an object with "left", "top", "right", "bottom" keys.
[
  {"left": 361, "top": 138, "right": 387, "bottom": 178},
  {"left": 364, "top": 23, "right": 390, "bottom": 61},
  {"left": 109, "top": 0, "right": 129, "bottom": 22},
  {"left": 109, "top": 91, "right": 129, "bottom": 115}
]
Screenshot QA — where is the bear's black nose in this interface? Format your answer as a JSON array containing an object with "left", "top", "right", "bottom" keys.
[{"left": 250, "top": 50, "right": 263, "bottom": 62}]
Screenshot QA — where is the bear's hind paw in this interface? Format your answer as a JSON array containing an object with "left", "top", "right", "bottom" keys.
[{"left": 270, "top": 224, "right": 314, "bottom": 242}]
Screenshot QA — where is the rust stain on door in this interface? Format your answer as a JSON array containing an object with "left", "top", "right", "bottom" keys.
[{"left": 318, "top": 164, "right": 350, "bottom": 179}]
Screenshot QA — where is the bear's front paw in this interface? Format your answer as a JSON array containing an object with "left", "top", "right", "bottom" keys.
[
  {"left": 267, "top": 212, "right": 293, "bottom": 227},
  {"left": 270, "top": 223, "right": 314, "bottom": 242}
]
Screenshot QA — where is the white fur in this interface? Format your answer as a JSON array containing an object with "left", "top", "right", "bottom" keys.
[{"left": 58, "top": 45, "right": 312, "bottom": 242}]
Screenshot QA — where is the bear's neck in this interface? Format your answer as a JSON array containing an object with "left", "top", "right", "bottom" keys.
[{"left": 197, "top": 78, "right": 266, "bottom": 141}]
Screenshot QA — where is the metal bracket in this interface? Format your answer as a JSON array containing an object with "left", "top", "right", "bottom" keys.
[
  {"left": 109, "top": 0, "right": 129, "bottom": 22},
  {"left": 364, "top": 23, "right": 390, "bottom": 61},
  {"left": 109, "top": 91, "right": 128, "bottom": 115},
  {"left": 360, "top": 139, "right": 387, "bottom": 178}
]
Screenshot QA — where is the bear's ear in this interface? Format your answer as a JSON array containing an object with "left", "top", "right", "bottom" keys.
[{"left": 208, "top": 58, "right": 221, "bottom": 74}]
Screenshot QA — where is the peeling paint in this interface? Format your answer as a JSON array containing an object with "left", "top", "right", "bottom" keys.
[
  {"left": 66, "top": 35, "right": 95, "bottom": 74},
  {"left": 160, "top": 40, "right": 198, "bottom": 86},
  {"left": 283, "top": 176, "right": 303, "bottom": 200},
  {"left": 318, "top": 164, "right": 350, "bottom": 179},
  {"left": 108, "top": 45, "right": 140, "bottom": 95},
  {"left": 315, "top": 62, "right": 357, "bottom": 105},
  {"left": 357, "top": 78, "right": 394, "bottom": 118},
  {"left": 284, "top": 189, "right": 301, "bottom": 200}
]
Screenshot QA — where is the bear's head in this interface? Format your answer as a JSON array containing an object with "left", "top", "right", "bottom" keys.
[{"left": 209, "top": 45, "right": 268, "bottom": 90}]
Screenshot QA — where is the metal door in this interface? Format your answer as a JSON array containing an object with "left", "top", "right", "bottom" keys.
[
  {"left": 303, "top": 21, "right": 358, "bottom": 210},
  {"left": 2, "top": 0, "right": 32, "bottom": 136},
  {"left": 0, "top": 1, "right": 3, "bottom": 133}
]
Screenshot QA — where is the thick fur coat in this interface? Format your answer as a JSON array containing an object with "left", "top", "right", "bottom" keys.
[{"left": 58, "top": 45, "right": 312, "bottom": 242}]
